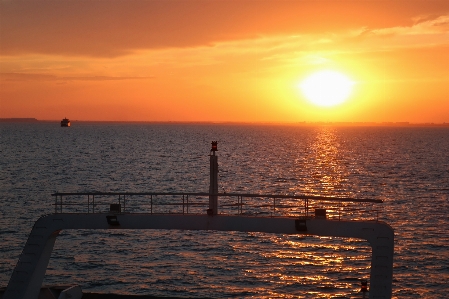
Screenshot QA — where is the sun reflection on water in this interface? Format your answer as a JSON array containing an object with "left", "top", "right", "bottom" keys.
[{"left": 300, "top": 127, "right": 350, "bottom": 196}]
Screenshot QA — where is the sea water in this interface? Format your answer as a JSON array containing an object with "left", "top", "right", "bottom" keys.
[{"left": 1, "top": 123, "right": 448, "bottom": 298}]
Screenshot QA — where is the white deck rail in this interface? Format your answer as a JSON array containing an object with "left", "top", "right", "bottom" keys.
[
  {"left": 51, "top": 191, "right": 384, "bottom": 221},
  {"left": 4, "top": 212, "right": 393, "bottom": 299}
]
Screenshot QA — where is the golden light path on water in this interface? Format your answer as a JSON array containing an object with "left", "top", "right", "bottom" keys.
[
  {"left": 224, "top": 242, "right": 367, "bottom": 297},
  {"left": 300, "top": 127, "right": 348, "bottom": 195}
]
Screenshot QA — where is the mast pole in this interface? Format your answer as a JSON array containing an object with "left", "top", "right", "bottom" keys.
[{"left": 209, "top": 141, "right": 219, "bottom": 215}]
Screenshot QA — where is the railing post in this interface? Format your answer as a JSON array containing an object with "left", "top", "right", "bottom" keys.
[
  {"left": 305, "top": 198, "right": 309, "bottom": 218},
  {"left": 339, "top": 200, "right": 341, "bottom": 221},
  {"left": 240, "top": 196, "right": 243, "bottom": 214}
]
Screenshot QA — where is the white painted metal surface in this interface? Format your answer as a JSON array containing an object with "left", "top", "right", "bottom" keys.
[
  {"left": 58, "top": 285, "right": 83, "bottom": 299},
  {"left": 4, "top": 213, "right": 393, "bottom": 299}
]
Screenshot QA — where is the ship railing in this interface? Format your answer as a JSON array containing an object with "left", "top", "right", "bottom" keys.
[{"left": 51, "top": 192, "right": 383, "bottom": 221}]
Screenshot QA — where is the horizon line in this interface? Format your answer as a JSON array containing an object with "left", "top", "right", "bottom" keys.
[{"left": 1, "top": 118, "right": 449, "bottom": 127}]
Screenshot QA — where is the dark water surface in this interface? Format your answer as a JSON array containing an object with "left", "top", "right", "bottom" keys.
[{"left": 1, "top": 123, "right": 448, "bottom": 298}]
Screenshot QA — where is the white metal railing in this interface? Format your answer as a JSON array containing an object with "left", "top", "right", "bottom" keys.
[{"left": 52, "top": 192, "right": 383, "bottom": 221}]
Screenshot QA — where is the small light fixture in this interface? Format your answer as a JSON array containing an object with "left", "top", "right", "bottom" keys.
[
  {"left": 361, "top": 279, "right": 368, "bottom": 293},
  {"left": 295, "top": 219, "right": 307, "bottom": 231},
  {"left": 106, "top": 215, "right": 120, "bottom": 226},
  {"left": 110, "top": 204, "right": 121, "bottom": 213},
  {"left": 211, "top": 141, "right": 218, "bottom": 152}
]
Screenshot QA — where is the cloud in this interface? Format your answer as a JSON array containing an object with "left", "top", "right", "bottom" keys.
[
  {"left": 372, "top": 15, "right": 449, "bottom": 36},
  {"left": 1, "top": 73, "right": 151, "bottom": 82},
  {"left": 0, "top": 1, "right": 267, "bottom": 57},
  {"left": 2, "top": 0, "right": 448, "bottom": 58},
  {"left": 348, "top": 14, "right": 449, "bottom": 53}
]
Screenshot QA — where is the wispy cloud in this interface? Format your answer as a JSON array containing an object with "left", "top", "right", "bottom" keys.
[
  {"left": 372, "top": 15, "right": 449, "bottom": 35},
  {"left": 2, "top": 1, "right": 448, "bottom": 58},
  {"left": 1, "top": 73, "right": 152, "bottom": 82},
  {"left": 360, "top": 14, "right": 449, "bottom": 49}
]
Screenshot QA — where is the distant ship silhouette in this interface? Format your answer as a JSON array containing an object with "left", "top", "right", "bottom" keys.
[{"left": 60, "top": 118, "right": 70, "bottom": 127}]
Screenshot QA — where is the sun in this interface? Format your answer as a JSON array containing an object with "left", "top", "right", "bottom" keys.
[{"left": 299, "top": 70, "right": 354, "bottom": 107}]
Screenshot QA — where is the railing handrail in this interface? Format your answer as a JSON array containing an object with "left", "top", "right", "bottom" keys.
[{"left": 51, "top": 191, "right": 383, "bottom": 204}]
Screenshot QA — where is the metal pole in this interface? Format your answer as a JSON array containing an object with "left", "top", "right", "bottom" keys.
[
  {"left": 339, "top": 200, "right": 341, "bottom": 221},
  {"left": 239, "top": 196, "right": 242, "bottom": 214},
  {"left": 209, "top": 141, "right": 219, "bottom": 215},
  {"left": 305, "top": 199, "right": 309, "bottom": 218}
]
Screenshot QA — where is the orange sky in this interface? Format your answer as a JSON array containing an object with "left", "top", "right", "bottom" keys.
[{"left": 1, "top": 0, "right": 448, "bottom": 123}]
